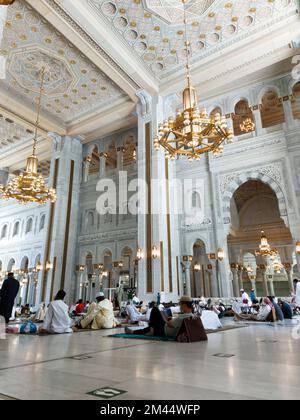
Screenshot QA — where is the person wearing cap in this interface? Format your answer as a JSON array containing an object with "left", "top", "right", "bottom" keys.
[
  {"left": 0, "top": 272, "right": 19, "bottom": 324},
  {"left": 75, "top": 292, "right": 118, "bottom": 330},
  {"left": 125, "top": 296, "right": 194, "bottom": 338}
]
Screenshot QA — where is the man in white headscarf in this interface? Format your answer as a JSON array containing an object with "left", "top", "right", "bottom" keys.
[{"left": 75, "top": 292, "right": 119, "bottom": 330}]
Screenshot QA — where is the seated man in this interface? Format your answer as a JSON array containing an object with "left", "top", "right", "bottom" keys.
[
  {"left": 76, "top": 292, "right": 118, "bottom": 330},
  {"left": 126, "top": 301, "right": 150, "bottom": 324},
  {"left": 278, "top": 299, "right": 293, "bottom": 319},
  {"left": 268, "top": 296, "right": 284, "bottom": 322},
  {"left": 125, "top": 296, "right": 194, "bottom": 338},
  {"left": 39, "top": 290, "right": 73, "bottom": 334},
  {"left": 233, "top": 298, "right": 272, "bottom": 322}
]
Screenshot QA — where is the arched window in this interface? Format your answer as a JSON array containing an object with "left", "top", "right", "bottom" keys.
[
  {"left": 260, "top": 90, "right": 285, "bottom": 128},
  {"left": 233, "top": 99, "right": 254, "bottom": 136},
  {"left": 210, "top": 107, "right": 222, "bottom": 118},
  {"left": 39, "top": 214, "right": 46, "bottom": 231},
  {"left": 192, "top": 191, "right": 201, "bottom": 209},
  {"left": 13, "top": 221, "right": 20, "bottom": 237},
  {"left": 1, "top": 224, "right": 8, "bottom": 239},
  {"left": 25, "top": 218, "right": 33, "bottom": 234},
  {"left": 292, "top": 82, "right": 300, "bottom": 120}
]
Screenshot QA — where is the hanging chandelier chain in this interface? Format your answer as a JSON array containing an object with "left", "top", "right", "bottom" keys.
[
  {"left": 182, "top": 0, "right": 191, "bottom": 88},
  {"left": 33, "top": 66, "right": 46, "bottom": 156}
]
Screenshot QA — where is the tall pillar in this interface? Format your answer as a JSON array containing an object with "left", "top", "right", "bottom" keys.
[
  {"left": 231, "top": 266, "right": 240, "bottom": 297},
  {"left": 39, "top": 134, "right": 83, "bottom": 305},
  {"left": 282, "top": 98, "right": 295, "bottom": 128},
  {"left": 183, "top": 261, "right": 192, "bottom": 297},
  {"left": 284, "top": 264, "right": 294, "bottom": 293},
  {"left": 116, "top": 147, "right": 124, "bottom": 171},
  {"left": 268, "top": 277, "right": 275, "bottom": 297},
  {"left": 261, "top": 267, "right": 269, "bottom": 296},
  {"left": 83, "top": 158, "right": 90, "bottom": 183},
  {"left": 99, "top": 152, "right": 106, "bottom": 178},
  {"left": 252, "top": 108, "right": 264, "bottom": 136},
  {"left": 208, "top": 262, "right": 219, "bottom": 297}
]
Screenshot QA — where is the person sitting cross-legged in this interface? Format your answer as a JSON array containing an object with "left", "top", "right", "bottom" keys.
[
  {"left": 39, "top": 290, "right": 73, "bottom": 334},
  {"left": 74, "top": 292, "right": 119, "bottom": 330},
  {"left": 125, "top": 296, "right": 194, "bottom": 338}
]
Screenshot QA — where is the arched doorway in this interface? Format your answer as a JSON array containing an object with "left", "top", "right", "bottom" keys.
[
  {"left": 228, "top": 180, "right": 293, "bottom": 297},
  {"left": 192, "top": 240, "right": 211, "bottom": 297}
]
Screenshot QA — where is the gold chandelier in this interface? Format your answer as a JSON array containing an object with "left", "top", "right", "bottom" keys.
[
  {"left": 255, "top": 231, "right": 278, "bottom": 258},
  {"left": 240, "top": 117, "right": 255, "bottom": 133},
  {"left": 154, "top": 0, "right": 234, "bottom": 161},
  {"left": 0, "top": 67, "right": 56, "bottom": 205}
]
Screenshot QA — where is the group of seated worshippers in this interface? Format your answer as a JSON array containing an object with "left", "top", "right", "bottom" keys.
[
  {"left": 74, "top": 292, "right": 119, "bottom": 330},
  {"left": 233, "top": 295, "right": 293, "bottom": 322},
  {"left": 39, "top": 291, "right": 119, "bottom": 334}
]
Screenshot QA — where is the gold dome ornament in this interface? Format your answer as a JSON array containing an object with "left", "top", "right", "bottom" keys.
[
  {"left": 154, "top": 0, "right": 234, "bottom": 161},
  {"left": 0, "top": 67, "right": 57, "bottom": 205}
]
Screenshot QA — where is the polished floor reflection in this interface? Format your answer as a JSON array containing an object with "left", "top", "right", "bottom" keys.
[{"left": 0, "top": 319, "right": 300, "bottom": 400}]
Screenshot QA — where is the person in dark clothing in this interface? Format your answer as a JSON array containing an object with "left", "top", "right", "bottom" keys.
[
  {"left": 268, "top": 296, "right": 284, "bottom": 321},
  {"left": 278, "top": 299, "right": 293, "bottom": 319},
  {"left": 0, "top": 273, "right": 20, "bottom": 324}
]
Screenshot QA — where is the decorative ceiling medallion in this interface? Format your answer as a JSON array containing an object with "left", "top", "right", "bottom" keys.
[
  {"left": 8, "top": 46, "right": 78, "bottom": 97},
  {"left": 143, "top": 0, "right": 216, "bottom": 25}
]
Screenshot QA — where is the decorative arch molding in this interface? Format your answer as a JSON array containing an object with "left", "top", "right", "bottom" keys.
[
  {"left": 257, "top": 84, "right": 282, "bottom": 105},
  {"left": 186, "top": 236, "right": 208, "bottom": 256},
  {"left": 221, "top": 167, "right": 289, "bottom": 228}
]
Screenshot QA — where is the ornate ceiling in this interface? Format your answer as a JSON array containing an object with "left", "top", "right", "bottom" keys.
[
  {"left": 0, "top": 0, "right": 128, "bottom": 126},
  {"left": 87, "top": 0, "right": 297, "bottom": 78}
]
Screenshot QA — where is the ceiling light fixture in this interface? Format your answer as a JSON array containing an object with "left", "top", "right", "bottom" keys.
[
  {"left": 0, "top": 67, "right": 56, "bottom": 204},
  {"left": 154, "top": 0, "right": 234, "bottom": 161}
]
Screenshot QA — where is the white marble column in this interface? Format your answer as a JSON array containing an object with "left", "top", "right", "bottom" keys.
[
  {"left": 183, "top": 261, "right": 192, "bottom": 297},
  {"left": 83, "top": 158, "right": 90, "bottom": 183},
  {"left": 116, "top": 147, "right": 124, "bottom": 171},
  {"left": 231, "top": 266, "right": 240, "bottom": 297},
  {"left": 99, "top": 152, "right": 106, "bottom": 178},
  {"left": 40, "top": 134, "right": 83, "bottom": 305},
  {"left": 252, "top": 108, "right": 264, "bottom": 136},
  {"left": 282, "top": 98, "right": 295, "bottom": 128}
]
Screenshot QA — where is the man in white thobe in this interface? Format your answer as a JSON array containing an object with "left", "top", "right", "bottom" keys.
[
  {"left": 40, "top": 290, "right": 73, "bottom": 334},
  {"left": 78, "top": 292, "right": 118, "bottom": 330}
]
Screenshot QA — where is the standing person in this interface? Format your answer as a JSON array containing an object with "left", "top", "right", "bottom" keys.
[
  {"left": 250, "top": 289, "right": 258, "bottom": 304},
  {"left": 39, "top": 290, "right": 73, "bottom": 334},
  {"left": 0, "top": 272, "right": 20, "bottom": 324}
]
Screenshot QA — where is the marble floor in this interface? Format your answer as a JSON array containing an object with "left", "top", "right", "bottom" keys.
[{"left": 0, "top": 319, "right": 300, "bottom": 400}]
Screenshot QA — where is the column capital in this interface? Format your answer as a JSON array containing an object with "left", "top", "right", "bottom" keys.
[{"left": 136, "top": 90, "right": 152, "bottom": 121}]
